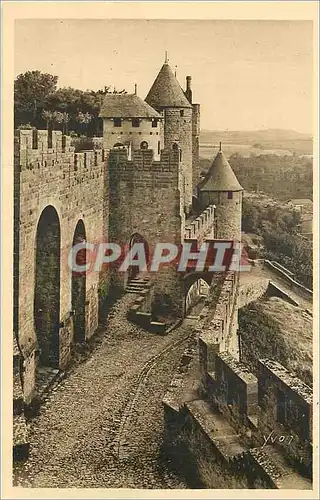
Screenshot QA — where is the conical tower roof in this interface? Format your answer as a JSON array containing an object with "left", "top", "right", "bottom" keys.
[
  {"left": 199, "top": 150, "right": 243, "bottom": 192},
  {"left": 145, "top": 62, "right": 192, "bottom": 109}
]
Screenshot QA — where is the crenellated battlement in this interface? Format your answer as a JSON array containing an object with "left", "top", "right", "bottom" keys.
[
  {"left": 15, "top": 129, "right": 74, "bottom": 153},
  {"left": 14, "top": 129, "right": 107, "bottom": 176},
  {"left": 184, "top": 205, "right": 215, "bottom": 241},
  {"left": 108, "top": 147, "right": 181, "bottom": 194},
  {"left": 197, "top": 271, "right": 239, "bottom": 366},
  {"left": 109, "top": 147, "right": 180, "bottom": 174},
  {"left": 14, "top": 127, "right": 107, "bottom": 408}
]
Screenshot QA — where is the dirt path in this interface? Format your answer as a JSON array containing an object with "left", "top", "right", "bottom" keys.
[
  {"left": 13, "top": 294, "right": 192, "bottom": 489},
  {"left": 240, "top": 263, "right": 312, "bottom": 310}
]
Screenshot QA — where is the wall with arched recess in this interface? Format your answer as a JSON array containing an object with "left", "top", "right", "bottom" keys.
[
  {"left": 182, "top": 272, "right": 213, "bottom": 318},
  {"left": 71, "top": 219, "right": 87, "bottom": 344},
  {"left": 14, "top": 129, "right": 107, "bottom": 403},
  {"left": 127, "top": 232, "right": 150, "bottom": 283},
  {"left": 34, "top": 205, "right": 61, "bottom": 368}
]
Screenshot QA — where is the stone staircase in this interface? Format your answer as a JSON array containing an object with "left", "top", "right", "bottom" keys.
[
  {"left": 126, "top": 276, "right": 167, "bottom": 335},
  {"left": 126, "top": 276, "right": 151, "bottom": 294}
]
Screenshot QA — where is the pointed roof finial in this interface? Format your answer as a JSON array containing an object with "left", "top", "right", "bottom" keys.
[
  {"left": 165, "top": 50, "right": 169, "bottom": 64},
  {"left": 219, "top": 141, "right": 222, "bottom": 152},
  {"left": 134, "top": 83, "right": 137, "bottom": 95}
]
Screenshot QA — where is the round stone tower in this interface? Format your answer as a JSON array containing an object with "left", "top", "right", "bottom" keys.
[
  {"left": 99, "top": 90, "right": 164, "bottom": 159},
  {"left": 198, "top": 146, "right": 243, "bottom": 242},
  {"left": 145, "top": 57, "right": 193, "bottom": 214}
]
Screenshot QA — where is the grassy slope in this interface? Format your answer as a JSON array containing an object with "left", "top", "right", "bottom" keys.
[{"left": 239, "top": 297, "right": 312, "bottom": 387}]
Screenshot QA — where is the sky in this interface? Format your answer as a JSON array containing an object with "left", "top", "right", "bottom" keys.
[{"left": 14, "top": 19, "right": 313, "bottom": 134}]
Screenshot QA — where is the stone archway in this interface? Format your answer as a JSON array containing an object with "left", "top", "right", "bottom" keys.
[
  {"left": 185, "top": 277, "right": 210, "bottom": 318},
  {"left": 34, "top": 205, "right": 61, "bottom": 368},
  {"left": 140, "top": 141, "right": 148, "bottom": 150},
  {"left": 71, "top": 220, "right": 87, "bottom": 343},
  {"left": 182, "top": 271, "right": 214, "bottom": 317},
  {"left": 128, "top": 233, "right": 149, "bottom": 282}
]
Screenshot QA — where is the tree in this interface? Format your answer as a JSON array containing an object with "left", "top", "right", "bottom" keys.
[
  {"left": 226, "top": 153, "right": 313, "bottom": 202},
  {"left": 45, "top": 86, "right": 84, "bottom": 113},
  {"left": 54, "top": 111, "right": 69, "bottom": 135},
  {"left": 75, "top": 111, "right": 92, "bottom": 136},
  {"left": 42, "top": 110, "right": 54, "bottom": 130},
  {"left": 14, "top": 70, "right": 127, "bottom": 135},
  {"left": 242, "top": 198, "right": 262, "bottom": 233},
  {"left": 241, "top": 196, "right": 313, "bottom": 289},
  {"left": 14, "top": 71, "right": 58, "bottom": 127}
]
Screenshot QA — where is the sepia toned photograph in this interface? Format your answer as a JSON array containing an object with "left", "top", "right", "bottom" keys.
[{"left": 2, "top": 2, "right": 318, "bottom": 497}]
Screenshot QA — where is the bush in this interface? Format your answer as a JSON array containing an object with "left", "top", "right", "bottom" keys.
[{"left": 241, "top": 197, "right": 312, "bottom": 289}]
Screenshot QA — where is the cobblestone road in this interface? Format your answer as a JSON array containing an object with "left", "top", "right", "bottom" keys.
[{"left": 13, "top": 294, "right": 191, "bottom": 489}]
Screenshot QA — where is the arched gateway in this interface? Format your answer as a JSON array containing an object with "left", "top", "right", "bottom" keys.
[
  {"left": 128, "top": 233, "right": 149, "bottom": 282},
  {"left": 71, "top": 220, "right": 87, "bottom": 343},
  {"left": 184, "top": 276, "right": 210, "bottom": 318},
  {"left": 34, "top": 205, "right": 61, "bottom": 368}
]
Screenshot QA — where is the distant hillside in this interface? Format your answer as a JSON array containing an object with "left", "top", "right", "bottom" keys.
[
  {"left": 200, "top": 129, "right": 312, "bottom": 156},
  {"left": 199, "top": 153, "right": 313, "bottom": 202}
]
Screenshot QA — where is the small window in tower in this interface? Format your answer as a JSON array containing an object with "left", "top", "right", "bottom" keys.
[
  {"left": 172, "top": 142, "right": 179, "bottom": 151},
  {"left": 158, "top": 141, "right": 160, "bottom": 155},
  {"left": 152, "top": 119, "right": 157, "bottom": 128},
  {"left": 180, "top": 110, "right": 184, "bottom": 117},
  {"left": 179, "top": 150, "right": 182, "bottom": 162},
  {"left": 132, "top": 118, "right": 140, "bottom": 128},
  {"left": 227, "top": 191, "right": 233, "bottom": 199},
  {"left": 113, "top": 118, "right": 122, "bottom": 127}
]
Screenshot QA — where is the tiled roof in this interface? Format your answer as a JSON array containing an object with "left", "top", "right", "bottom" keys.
[
  {"left": 199, "top": 150, "right": 243, "bottom": 192},
  {"left": 145, "top": 63, "right": 192, "bottom": 109},
  {"left": 99, "top": 93, "right": 161, "bottom": 119}
]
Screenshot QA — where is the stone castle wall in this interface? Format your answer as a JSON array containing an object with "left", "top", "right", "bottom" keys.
[
  {"left": 102, "top": 117, "right": 164, "bottom": 160},
  {"left": 200, "top": 191, "right": 243, "bottom": 241},
  {"left": 163, "top": 107, "right": 193, "bottom": 213},
  {"left": 197, "top": 271, "right": 240, "bottom": 376},
  {"left": 192, "top": 103, "right": 200, "bottom": 191},
  {"left": 257, "top": 358, "right": 312, "bottom": 471},
  {"left": 14, "top": 129, "right": 107, "bottom": 403},
  {"left": 108, "top": 147, "right": 184, "bottom": 315},
  {"left": 163, "top": 270, "right": 312, "bottom": 488}
]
